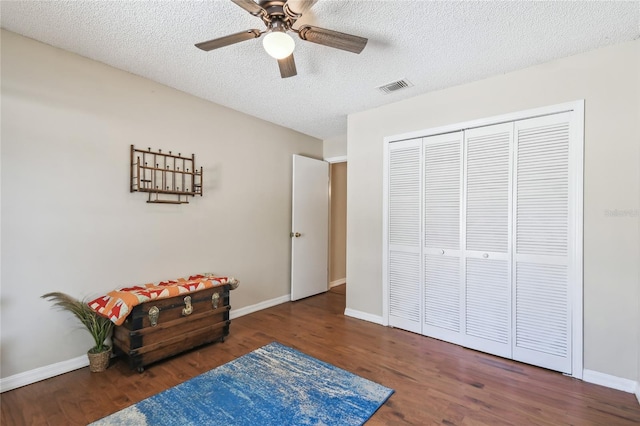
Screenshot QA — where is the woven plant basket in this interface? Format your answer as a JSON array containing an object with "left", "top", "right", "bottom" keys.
[{"left": 87, "top": 347, "right": 111, "bottom": 373}]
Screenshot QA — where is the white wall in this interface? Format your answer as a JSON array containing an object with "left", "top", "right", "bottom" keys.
[
  {"left": 347, "top": 40, "right": 640, "bottom": 382},
  {"left": 0, "top": 30, "right": 322, "bottom": 379},
  {"left": 323, "top": 134, "right": 347, "bottom": 160}
]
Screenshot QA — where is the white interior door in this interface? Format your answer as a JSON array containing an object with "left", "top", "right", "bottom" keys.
[{"left": 291, "top": 155, "right": 329, "bottom": 301}]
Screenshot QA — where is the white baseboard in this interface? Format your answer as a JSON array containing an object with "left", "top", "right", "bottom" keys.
[
  {"left": 329, "top": 278, "right": 346, "bottom": 288},
  {"left": 583, "top": 369, "right": 638, "bottom": 394},
  {"left": 0, "top": 354, "right": 88, "bottom": 393},
  {"left": 1, "top": 294, "right": 292, "bottom": 393},
  {"left": 636, "top": 382, "right": 640, "bottom": 405},
  {"left": 229, "top": 294, "right": 290, "bottom": 320},
  {"left": 344, "top": 308, "right": 384, "bottom": 325}
]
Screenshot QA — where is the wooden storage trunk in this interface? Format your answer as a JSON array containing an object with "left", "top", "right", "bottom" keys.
[{"left": 113, "top": 285, "right": 230, "bottom": 372}]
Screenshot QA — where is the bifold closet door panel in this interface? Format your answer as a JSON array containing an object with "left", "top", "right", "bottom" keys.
[
  {"left": 512, "top": 112, "right": 572, "bottom": 374},
  {"left": 462, "top": 123, "right": 513, "bottom": 358},
  {"left": 387, "top": 139, "right": 422, "bottom": 333},
  {"left": 422, "top": 132, "right": 464, "bottom": 343}
]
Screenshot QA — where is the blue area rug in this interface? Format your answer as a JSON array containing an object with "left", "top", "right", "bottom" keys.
[{"left": 90, "top": 342, "right": 394, "bottom": 425}]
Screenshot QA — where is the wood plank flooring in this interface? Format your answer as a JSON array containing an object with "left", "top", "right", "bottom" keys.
[{"left": 2, "top": 285, "right": 639, "bottom": 425}]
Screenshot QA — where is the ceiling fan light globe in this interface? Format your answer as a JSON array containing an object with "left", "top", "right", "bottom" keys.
[{"left": 263, "top": 31, "right": 295, "bottom": 59}]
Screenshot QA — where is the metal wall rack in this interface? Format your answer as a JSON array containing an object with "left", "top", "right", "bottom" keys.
[{"left": 130, "top": 145, "right": 203, "bottom": 204}]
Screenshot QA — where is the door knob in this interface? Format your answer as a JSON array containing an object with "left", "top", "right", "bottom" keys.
[{"left": 290, "top": 232, "right": 301, "bottom": 238}]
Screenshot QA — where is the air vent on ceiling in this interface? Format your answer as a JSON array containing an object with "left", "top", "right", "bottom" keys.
[{"left": 377, "top": 79, "right": 413, "bottom": 94}]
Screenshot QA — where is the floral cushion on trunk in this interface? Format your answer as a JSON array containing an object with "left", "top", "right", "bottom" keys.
[{"left": 88, "top": 274, "right": 238, "bottom": 326}]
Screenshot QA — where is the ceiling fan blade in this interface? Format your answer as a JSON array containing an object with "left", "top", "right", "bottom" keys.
[
  {"left": 278, "top": 54, "right": 297, "bottom": 78},
  {"left": 284, "top": 0, "right": 318, "bottom": 17},
  {"left": 195, "top": 29, "right": 261, "bottom": 51},
  {"left": 231, "top": 0, "right": 266, "bottom": 17},
  {"left": 298, "top": 25, "right": 367, "bottom": 54}
]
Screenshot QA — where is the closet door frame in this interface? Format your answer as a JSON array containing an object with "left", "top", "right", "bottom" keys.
[{"left": 382, "top": 100, "right": 584, "bottom": 379}]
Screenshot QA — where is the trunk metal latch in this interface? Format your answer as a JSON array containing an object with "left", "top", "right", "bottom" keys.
[
  {"left": 148, "top": 306, "right": 160, "bottom": 327},
  {"left": 212, "top": 292, "right": 220, "bottom": 309},
  {"left": 182, "top": 295, "right": 193, "bottom": 316}
]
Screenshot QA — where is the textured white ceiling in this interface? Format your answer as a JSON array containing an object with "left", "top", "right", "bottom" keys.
[{"left": 1, "top": 1, "right": 639, "bottom": 139}]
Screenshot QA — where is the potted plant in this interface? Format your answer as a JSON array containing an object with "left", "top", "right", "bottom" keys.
[{"left": 41, "top": 292, "right": 114, "bottom": 372}]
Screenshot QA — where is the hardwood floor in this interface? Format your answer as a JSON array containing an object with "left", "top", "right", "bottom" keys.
[{"left": 2, "top": 285, "right": 639, "bottom": 425}]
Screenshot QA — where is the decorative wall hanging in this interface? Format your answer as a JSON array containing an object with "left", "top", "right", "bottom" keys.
[{"left": 130, "top": 145, "right": 203, "bottom": 204}]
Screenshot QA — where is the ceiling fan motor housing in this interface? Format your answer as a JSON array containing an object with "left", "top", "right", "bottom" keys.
[{"left": 259, "top": 0, "right": 300, "bottom": 31}]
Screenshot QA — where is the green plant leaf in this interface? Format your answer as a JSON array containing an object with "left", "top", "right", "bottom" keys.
[{"left": 41, "top": 292, "right": 114, "bottom": 352}]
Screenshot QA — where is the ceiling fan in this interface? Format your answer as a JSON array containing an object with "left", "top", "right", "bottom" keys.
[{"left": 195, "top": 0, "right": 368, "bottom": 78}]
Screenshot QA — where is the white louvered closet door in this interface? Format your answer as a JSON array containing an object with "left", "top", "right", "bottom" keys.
[
  {"left": 387, "top": 139, "right": 422, "bottom": 333},
  {"left": 385, "top": 104, "right": 581, "bottom": 376},
  {"left": 422, "top": 132, "right": 463, "bottom": 343},
  {"left": 512, "top": 112, "right": 573, "bottom": 374},
  {"left": 462, "top": 124, "right": 513, "bottom": 358}
]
